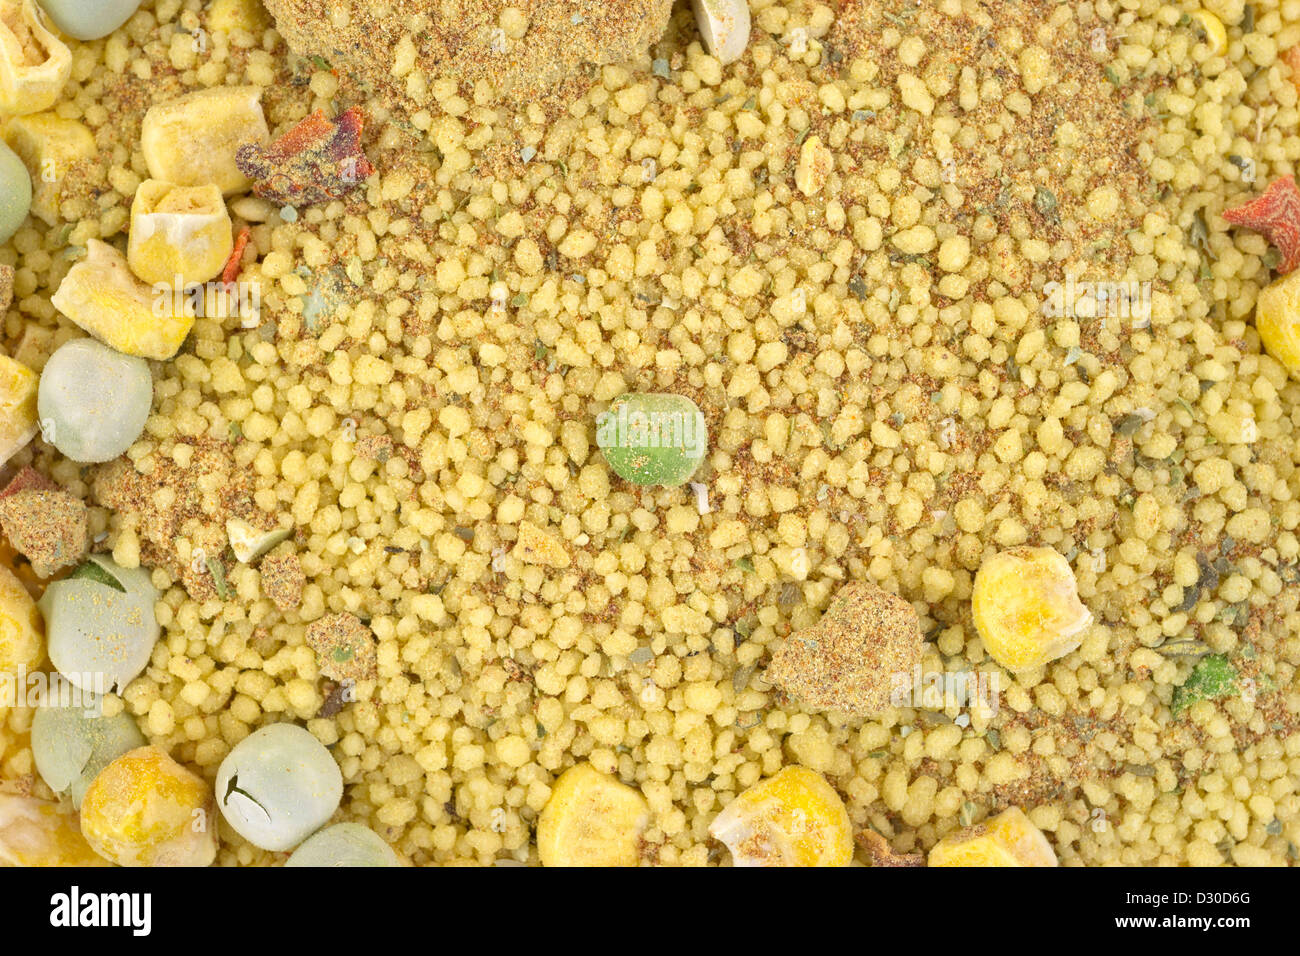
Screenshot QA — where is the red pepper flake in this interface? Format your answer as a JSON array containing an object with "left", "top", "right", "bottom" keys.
[
  {"left": 0, "top": 466, "right": 55, "bottom": 499},
  {"left": 221, "top": 226, "right": 251, "bottom": 287},
  {"left": 1222, "top": 175, "right": 1300, "bottom": 274},
  {"left": 235, "top": 107, "right": 375, "bottom": 206},
  {"left": 1284, "top": 46, "right": 1300, "bottom": 96}
]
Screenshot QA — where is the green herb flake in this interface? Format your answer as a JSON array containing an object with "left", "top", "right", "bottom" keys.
[
  {"left": 1171, "top": 653, "right": 1239, "bottom": 716},
  {"left": 69, "top": 561, "right": 126, "bottom": 592},
  {"left": 207, "top": 557, "right": 230, "bottom": 601},
  {"left": 1033, "top": 185, "right": 1059, "bottom": 222}
]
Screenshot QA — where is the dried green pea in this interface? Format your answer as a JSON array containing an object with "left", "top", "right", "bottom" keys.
[
  {"left": 596, "top": 392, "right": 707, "bottom": 486},
  {"left": 35, "top": 0, "right": 141, "bottom": 41},
  {"left": 0, "top": 141, "right": 32, "bottom": 244}
]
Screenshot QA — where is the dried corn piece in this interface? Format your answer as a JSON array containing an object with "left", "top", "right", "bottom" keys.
[
  {"left": 0, "top": 562, "right": 42, "bottom": 673},
  {"left": 928, "top": 807, "right": 1058, "bottom": 867},
  {"left": 537, "top": 762, "right": 650, "bottom": 867},
  {"left": 1190, "top": 10, "right": 1228, "bottom": 57},
  {"left": 51, "top": 239, "right": 195, "bottom": 360},
  {"left": 709, "top": 766, "right": 854, "bottom": 867},
  {"left": 127, "top": 180, "right": 234, "bottom": 286},
  {"left": 0, "top": 352, "right": 38, "bottom": 468},
  {"left": 140, "top": 86, "right": 269, "bottom": 195},
  {"left": 795, "top": 135, "right": 832, "bottom": 197},
  {"left": 1, "top": 112, "right": 94, "bottom": 225},
  {"left": 972, "top": 546, "right": 1092, "bottom": 673},
  {"left": 0, "top": 0, "right": 71, "bottom": 116},
  {"left": 79, "top": 745, "right": 217, "bottom": 867},
  {"left": 208, "top": 0, "right": 271, "bottom": 34},
  {"left": 0, "top": 793, "right": 110, "bottom": 866},
  {"left": 1254, "top": 267, "right": 1300, "bottom": 376}
]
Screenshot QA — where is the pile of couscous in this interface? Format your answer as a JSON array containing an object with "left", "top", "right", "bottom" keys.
[{"left": 0, "top": 0, "right": 1297, "bottom": 867}]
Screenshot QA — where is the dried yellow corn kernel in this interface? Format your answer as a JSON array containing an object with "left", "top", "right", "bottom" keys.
[
  {"left": 0, "top": 352, "right": 38, "bottom": 467},
  {"left": 140, "top": 87, "right": 269, "bottom": 195},
  {"left": 972, "top": 546, "right": 1092, "bottom": 673},
  {"left": 0, "top": 562, "right": 42, "bottom": 673},
  {"left": 537, "top": 762, "right": 649, "bottom": 866},
  {"left": 1254, "top": 268, "right": 1300, "bottom": 376},
  {"left": 1, "top": 112, "right": 94, "bottom": 225},
  {"left": 0, "top": 793, "right": 110, "bottom": 866},
  {"left": 208, "top": 0, "right": 271, "bottom": 34},
  {"left": 795, "top": 134, "right": 832, "bottom": 197},
  {"left": 0, "top": 0, "right": 71, "bottom": 116},
  {"left": 79, "top": 745, "right": 217, "bottom": 867},
  {"left": 709, "top": 766, "right": 854, "bottom": 867},
  {"left": 1191, "top": 10, "right": 1228, "bottom": 57},
  {"left": 928, "top": 807, "right": 1058, "bottom": 867},
  {"left": 127, "top": 180, "right": 234, "bottom": 286},
  {"left": 51, "top": 239, "right": 195, "bottom": 360}
]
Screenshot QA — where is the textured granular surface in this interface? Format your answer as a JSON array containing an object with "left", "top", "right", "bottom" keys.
[
  {"left": 0, "top": 0, "right": 1298, "bottom": 867},
  {"left": 263, "top": 0, "right": 675, "bottom": 109},
  {"left": 765, "top": 580, "right": 922, "bottom": 716}
]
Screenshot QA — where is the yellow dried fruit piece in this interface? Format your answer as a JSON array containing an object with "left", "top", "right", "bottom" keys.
[
  {"left": 0, "top": 0, "right": 71, "bottom": 116},
  {"left": 0, "top": 353, "right": 38, "bottom": 467},
  {"left": 208, "top": 0, "right": 271, "bottom": 34},
  {"left": 1254, "top": 268, "right": 1300, "bottom": 376},
  {"left": 79, "top": 745, "right": 218, "bottom": 867},
  {"left": 2, "top": 112, "right": 95, "bottom": 225},
  {"left": 0, "top": 793, "right": 110, "bottom": 866},
  {"left": 928, "top": 806, "right": 1058, "bottom": 867},
  {"left": 709, "top": 765, "right": 853, "bottom": 867},
  {"left": 51, "top": 239, "right": 195, "bottom": 360},
  {"left": 537, "top": 762, "right": 649, "bottom": 866},
  {"left": 972, "top": 545, "right": 1092, "bottom": 673},
  {"left": 140, "top": 86, "right": 269, "bottom": 196},
  {"left": 1190, "top": 10, "right": 1228, "bottom": 57},
  {"left": 127, "top": 180, "right": 234, "bottom": 286},
  {"left": 0, "top": 562, "right": 42, "bottom": 673},
  {"left": 795, "top": 134, "right": 832, "bottom": 197}
]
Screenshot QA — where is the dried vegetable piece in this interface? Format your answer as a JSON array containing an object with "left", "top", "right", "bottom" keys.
[
  {"left": 765, "top": 581, "right": 922, "bottom": 717},
  {"left": 1222, "top": 175, "right": 1300, "bottom": 274},
  {"left": 235, "top": 107, "right": 374, "bottom": 206},
  {"left": 306, "top": 610, "right": 377, "bottom": 682},
  {"left": 0, "top": 487, "right": 88, "bottom": 577}
]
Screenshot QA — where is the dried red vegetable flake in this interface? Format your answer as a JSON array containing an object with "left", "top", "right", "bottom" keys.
[
  {"left": 235, "top": 107, "right": 375, "bottom": 206},
  {"left": 1284, "top": 46, "right": 1300, "bottom": 95},
  {"left": 1222, "top": 175, "right": 1300, "bottom": 275},
  {"left": 0, "top": 466, "right": 55, "bottom": 499},
  {"left": 221, "top": 225, "right": 251, "bottom": 287}
]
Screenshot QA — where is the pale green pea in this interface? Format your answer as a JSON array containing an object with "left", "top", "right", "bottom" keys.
[
  {"left": 36, "top": 0, "right": 142, "bottom": 41},
  {"left": 0, "top": 142, "right": 32, "bottom": 244},
  {"left": 597, "top": 392, "right": 708, "bottom": 486}
]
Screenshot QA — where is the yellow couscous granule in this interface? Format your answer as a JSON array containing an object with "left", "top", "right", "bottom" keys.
[{"left": 0, "top": 0, "right": 1296, "bottom": 868}]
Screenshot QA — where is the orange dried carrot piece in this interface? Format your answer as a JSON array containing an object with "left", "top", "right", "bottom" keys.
[{"left": 221, "top": 225, "right": 251, "bottom": 287}]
